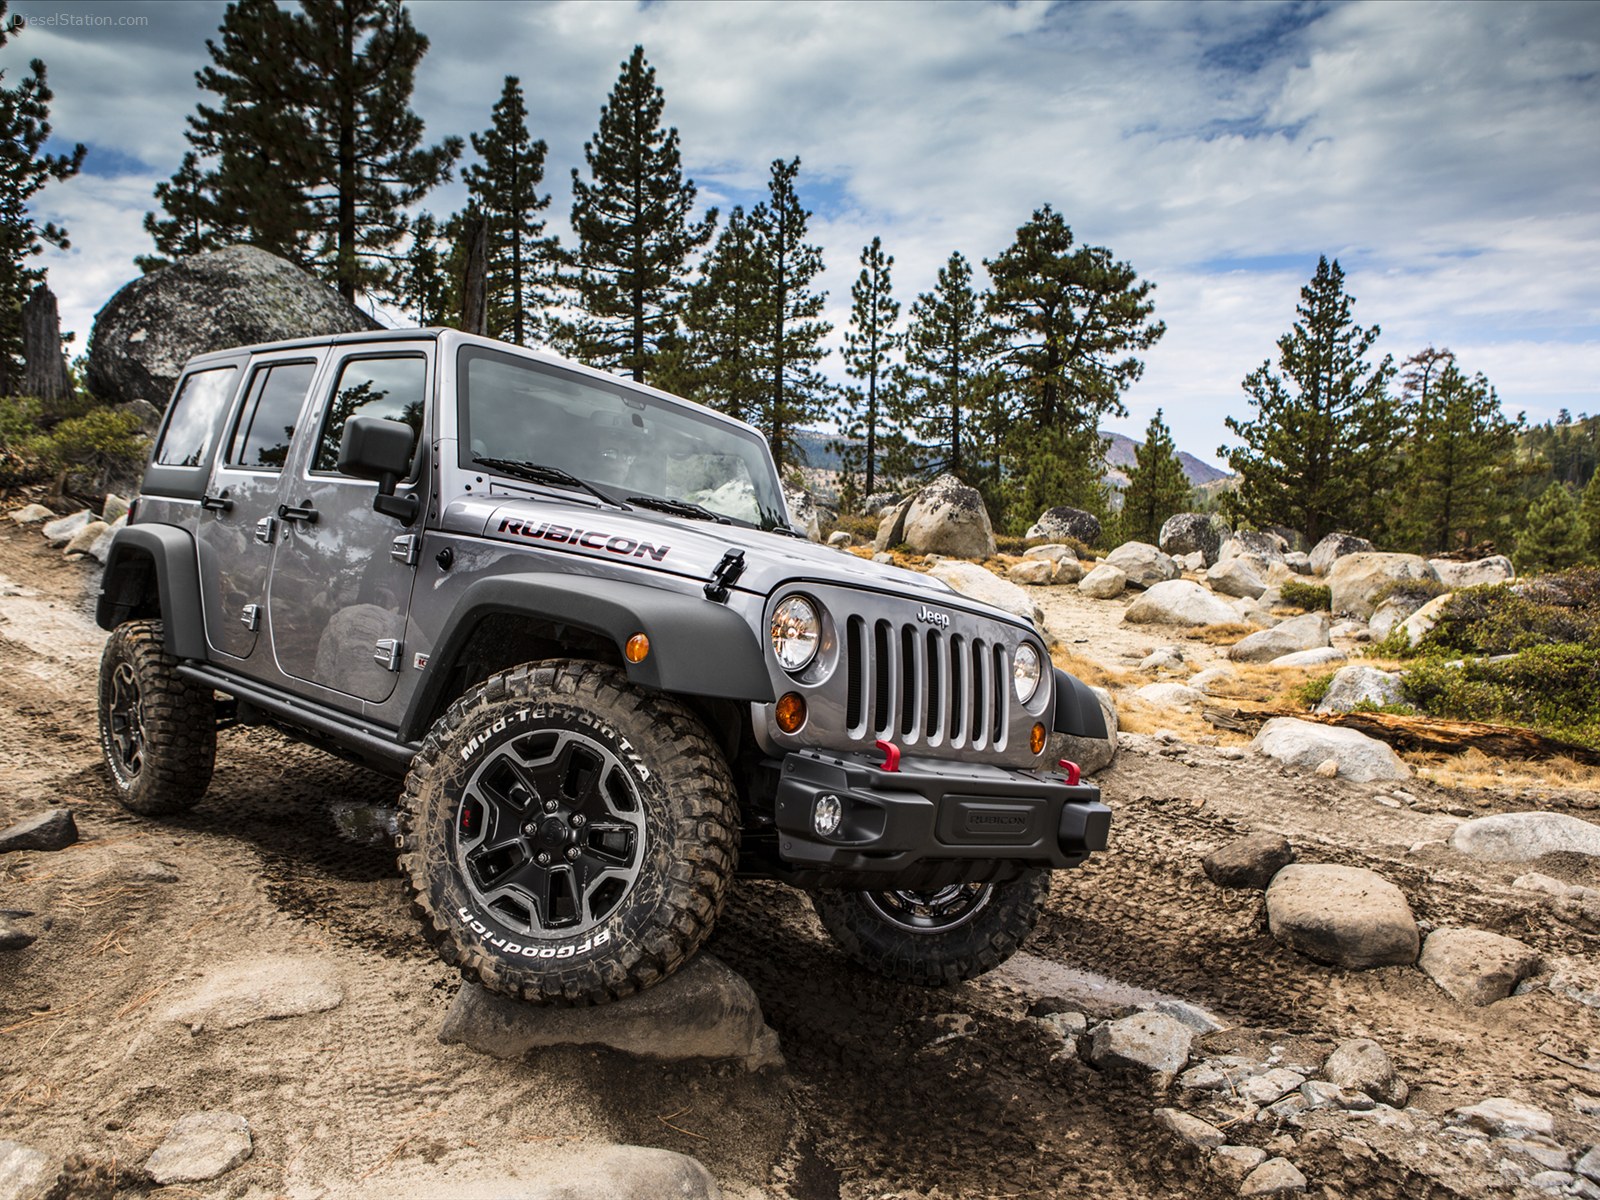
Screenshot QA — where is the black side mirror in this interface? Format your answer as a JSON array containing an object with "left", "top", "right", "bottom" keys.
[{"left": 338, "top": 415, "right": 419, "bottom": 524}]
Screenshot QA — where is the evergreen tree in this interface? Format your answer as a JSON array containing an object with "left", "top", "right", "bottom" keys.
[
  {"left": 1117, "top": 409, "right": 1191, "bottom": 544},
  {"left": 1390, "top": 349, "right": 1524, "bottom": 554},
  {"left": 139, "top": 152, "right": 216, "bottom": 271},
  {"left": 1579, "top": 468, "right": 1600, "bottom": 564},
  {"left": 1220, "top": 256, "right": 1399, "bottom": 544},
  {"left": 832, "top": 236, "right": 900, "bottom": 506},
  {"left": 1515, "top": 481, "right": 1587, "bottom": 573},
  {"left": 672, "top": 205, "right": 767, "bottom": 422},
  {"left": 745, "top": 157, "right": 831, "bottom": 470},
  {"left": 393, "top": 212, "right": 451, "bottom": 325},
  {"left": 464, "top": 76, "right": 555, "bottom": 346},
  {"left": 0, "top": 4, "right": 84, "bottom": 394},
  {"left": 565, "top": 45, "right": 714, "bottom": 382}
]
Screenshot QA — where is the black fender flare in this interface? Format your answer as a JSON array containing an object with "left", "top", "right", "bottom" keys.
[
  {"left": 1052, "top": 667, "right": 1108, "bottom": 741},
  {"left": 403, "top": 573, "right": 774, "bottom": 742},
  {"left": 96, "top": 524, "right": 207, "bottom": 661}
]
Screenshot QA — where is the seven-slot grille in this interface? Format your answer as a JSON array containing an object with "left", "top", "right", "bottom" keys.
[{"left": 843, "top": 614, "right": 1010, "bottom": 751}]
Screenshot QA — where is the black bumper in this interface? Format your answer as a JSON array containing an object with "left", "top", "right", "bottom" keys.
[{"left": 771, "top": 748, "right": 1110, "bottom": 876}]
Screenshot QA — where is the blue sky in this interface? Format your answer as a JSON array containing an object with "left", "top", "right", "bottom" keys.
[{"left": 9, "top": 0, "right": 1600, "bottom": 467}]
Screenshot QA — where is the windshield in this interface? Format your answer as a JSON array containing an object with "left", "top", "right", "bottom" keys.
[{"left": 458, "top": 346, "right": 787, "bottom": 530}]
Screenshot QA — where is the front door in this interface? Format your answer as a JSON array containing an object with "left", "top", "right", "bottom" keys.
[{"left": 267, "top": 346, "right": 430, "bottom": 706}]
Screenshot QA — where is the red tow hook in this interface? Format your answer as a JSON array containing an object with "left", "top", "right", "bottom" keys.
[
  {"left": 875, "top": 739, "right": 901, "bottom": 773},
  {"left": 1058, "top": 758, "right": 1082, "bottom": 786}
]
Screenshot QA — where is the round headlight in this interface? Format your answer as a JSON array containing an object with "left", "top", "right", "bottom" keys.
[
  {"left": 771, "top": 595, "right": 821, "bottom": 672},
  {"left": 1013, "top": 642, "right": 1042, "bottom": 702}
]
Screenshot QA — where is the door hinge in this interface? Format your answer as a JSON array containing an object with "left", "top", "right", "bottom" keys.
[
  {"left": 391, "top": 534, "right": 419, "bottom": 565},
  {"left": 373, "top": 639, "right": 402, "bottom": 672},
  {"left": 240, "top": 603, "right": 260, "bottom": 632},
  {"left": 254, "top": 516, "right": 276, "bottom": 545}
]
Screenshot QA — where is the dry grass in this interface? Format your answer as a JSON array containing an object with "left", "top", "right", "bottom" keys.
[
  {"left": 1201, "top": 662, "right": 1333, "bottom": 708},
  {"left": 1414, "top": 747, "right": 1600, "bottom": 792},
  {"left": 1048, "top": 647, "right": 1135, "bottom": 691},
  {"left": 1185, "top": 623, "right": 1256, "bottom": 646}
]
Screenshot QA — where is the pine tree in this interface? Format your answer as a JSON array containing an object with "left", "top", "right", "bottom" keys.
[
  {"left": 0, "top": 3, "right": 84, "bottom": 394},
  {"left": 565, "top": 45, "right": 714, "bottom": 382},
  {"left": 1579, "top": 468, "right": 1600, "bottom": 564},
  {"left": 139, "top": 152, "right": 217, "bottom": 270},
  {"left": 1390, "top": 349, "right": 1524, "bottom": 554},
  {"left": 1221, "top": 256, "right": 1399, "bottom": 544},
  {"left": 832, "top": 236, "right": 900, "bottom": 505},
  {"left": 672, "top": 205, "right": 767, "bottom": 422},
  {"left": 1117, "top": 409, "right": 1191, "bottom": 544},
  {"left": 1515, "top": 481, "right": 1587, "bottom": 573},
  {"left": 393, "top": 213, "right": 451, "bottom": 325},
  {"left": 464, "top": 76, "right": 555, "bottom": 346}
]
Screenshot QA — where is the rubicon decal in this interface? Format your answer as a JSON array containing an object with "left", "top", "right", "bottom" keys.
[{"left": 497, "top": 518, "right": 670, "bottom": 562}]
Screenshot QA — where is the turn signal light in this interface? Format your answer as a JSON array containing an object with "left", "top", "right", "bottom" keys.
[
  {"left": 625, "top": 633, "right": 650, "bottom": 663},
  {"left": 776, "top": 692, "right": 807, "bottom": 733},
  {"left": 1030, "top": 722, "right": 1047, "bottom": 755}
]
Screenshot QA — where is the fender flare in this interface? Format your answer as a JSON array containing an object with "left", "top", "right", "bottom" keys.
[
  {"left": 403, "top": 572, "right": 774, "bottom": 742},
  {"left": 1052, "top": 667, "right": 1108, "bottom": 741},
  {"left": 95, "top": 524, "right": 207, "bottom": 661}
]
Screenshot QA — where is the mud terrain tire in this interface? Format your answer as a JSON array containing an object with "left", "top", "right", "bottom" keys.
[
  {"left": 811, "top": 870, "right": 1051, "bottom": 986},
  {"left": 96, "top": 619, "right": 216, "bottom": 815},
  {"left": 399, "top": 660, "right": 737, "bottom": 1005}
]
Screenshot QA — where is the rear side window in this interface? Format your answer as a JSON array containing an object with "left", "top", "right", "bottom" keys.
[
  {"left": 228, "top": 360, "right": 316, "bottom": 471},
  {"left": 154, "top": 367, "right": 238, "bottom": 467},
  {"left": 313, "top": 355, "right": 426, "bottom": 473}
]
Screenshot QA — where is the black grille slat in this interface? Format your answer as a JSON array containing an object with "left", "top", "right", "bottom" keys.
[
  {"left": 845, "top": 616, "right": 866, "bottom": 734},
  {"left": 948, "top": 633, "right": 965, "bottom": 744},
  {"left": 925, "top": 629, "right": 942, "bottom": 742},
  {"left": 872, "top": 619, "right": 893, "bottom": 736},
  {"left": 899, "top": 626, "right": 917, "bottom": 739}
]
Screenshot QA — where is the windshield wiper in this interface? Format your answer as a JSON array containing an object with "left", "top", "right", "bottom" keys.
[
  {"left": 472, "top": 457, "right": 623, "bottom": 509},
  {"left": 623, "top": 495, "right": 732, "bottom": 525}
]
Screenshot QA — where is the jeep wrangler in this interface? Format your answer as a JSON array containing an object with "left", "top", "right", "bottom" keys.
[{"left": 95, "top": 329, "right": 1109, "bottom": 1004}]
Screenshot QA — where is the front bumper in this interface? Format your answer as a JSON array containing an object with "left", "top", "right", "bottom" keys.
[{"left": 771, "top": 747, "right": 1110, "bottom": 875}]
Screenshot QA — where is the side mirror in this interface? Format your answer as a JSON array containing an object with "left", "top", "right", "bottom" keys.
[{"left": 338, "top": 415, "right": 418, "bottom": 524}]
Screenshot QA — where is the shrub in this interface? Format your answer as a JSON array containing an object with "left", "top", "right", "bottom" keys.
[
  {"left": 1369, "top": 576, "right": 1449, "bottom": 612},
  {"left": 1278, "top": 580, "right": 1332, "bottom": 611},
  {"left": 0, "top": 397, "right": 149, "bottom": 494},
  {"left": 1294, "top": 671, "right": 1335, "bottom": 709},
  {"left": 1411, "top": 569, "right": 1600, "bottom": 658},
  {"left": 1403, "top": 643, "right": 1600, "bottom": 749}
]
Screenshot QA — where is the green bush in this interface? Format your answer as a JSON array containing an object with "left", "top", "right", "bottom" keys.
[
  {"left": 1403, "top": 643, "right": 1600, "bottom": 749},
  {"left": 1294, "top": 671, "right": 1336, "bottom": 709},
  {"left": 1410, "top": 569, "right": 1600, "bottom": 658},
  {"left": 1279, "top": 580, "right": 1332, "bottom": 611},
  {"left": 0, "top": 396, "right": 148, "bottom": 492},
  {"left": 1369, "top": 576, "right": 1449, "bottom": 612}
]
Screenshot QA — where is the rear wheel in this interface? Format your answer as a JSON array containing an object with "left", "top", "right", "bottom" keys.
[{"left": 96, "top": 620, "right": 216, "bottom": 815}]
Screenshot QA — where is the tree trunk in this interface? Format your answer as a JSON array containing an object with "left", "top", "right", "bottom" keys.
[
  {"left": 22, "top": 285, "right": 71, "bottom": 404},
  {"left": 458, "top": 213, "right": 489, "bottom": 336}
]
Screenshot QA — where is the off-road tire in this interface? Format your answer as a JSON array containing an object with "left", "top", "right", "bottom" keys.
[
  {"left": 399, "top": 660, "right": 738, "bottom": 1005},
  {"left": 811, "top": 870, "right": 1051, "bottom": 986},
  {"left": 96, "top": 619, "right": 216, "bottom": 815}
]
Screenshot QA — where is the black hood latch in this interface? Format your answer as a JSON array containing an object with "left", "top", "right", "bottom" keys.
[{"left": 704, "top": 549, "right": 746, "bottom": 603}]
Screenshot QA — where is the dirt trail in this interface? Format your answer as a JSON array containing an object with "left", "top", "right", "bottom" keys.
[{"left": 2, "top": 521, "right": 1599, "bottom": 1199}]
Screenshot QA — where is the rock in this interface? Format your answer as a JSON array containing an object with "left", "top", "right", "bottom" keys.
[
  {"left": 1397, "top": 593, "right": 1453, "bottom": 647},
  {"left": 1329, "top": 619, "right": 1368, "bottom": 639},
  {"left": 1367, "top": 595, "right": 1423, "bottom": 640},
  {"left": 1515, "top": 872, "right": 1585, "bottom": 900},
  {"left": 1212, "top": 1145, "right": 1269, "bottom": 1185},
  {"left": 100, "top": 493, "right": 130, "bottom": 525},
  {"left": 1269, "top": 647, "right": 1346, "bottom": 668},
  {"left": 88, "top": 515, "right": 125, "bottom": 564},
  {"left": 62, "top": 519, "right": 109, "bottom": 556},
  {"left": 145, "top": 1112, "right": 252, "bottom": 1185},
  {"left": 1300, "top": 1080, "right": 1368, "bottom": 1111},
  {"left": 1577, "top": 1145, "right": 1600, "bottom": 1182},
  {"left": 1155, "top": 1108, "right": 1226, "bottom": 1150},
  {"left": 1316, "top": 666, "right": 1404, "bottom": 714},
  {"left": 1123, "top": 579, "right": 1240, "bottom": 627},
  {"left": 861, "top": 491, "right": 902, "bottom": 516},
  {"left": 1148, "top": 999, "right": 1229, "bottom": 1034},
  {"left": 1431, "top": 555, "right": 1514, "bottom": 589},
  {"left": 1135, "top": 683, "right": 1205, "bottom": 710},
  {"left": 1140, "top": 646, "right": 1186, "bottom": 672},
  {"left": 0, "top": 1141, "right": 57, "bottom": 1200},
  {"left": 1085, "top": 1012, "right": 1193, "bottom": 1079},
  {"left": 1006, "top": 559, "right": 1055, "bottom": 585},
  {"left": 1450, "top": 812, "right": 1600, "bottom": 862},
  {"left": 164, "top": 956, "right": 345, "bottom": 1030},
  {"left": 781, "top": 483, "right": 821, "bottom": 541},
  {"left": 1449, "top": 1097, "right": 1555, "bottom": 1139},
  {"left": 900, "top": 473, "right": 995, "bottom": 557},
  {"left": 1265, "top": 864, "right": 1419, "bottom": 968},
  {"left": 0, "top": 914, "right": 39, "bottom": 952},
  {"left": 1240, "top": 1069, "right": 1307, "bottom": 1105},
  {"left": 1049, "top": 685, "right": 1118, "bottom": 777},
  {"left": 1189, "top": 665, "right": 1240, "bottom": 695},
  {"left": 1240, "top": 1157, "right": 1307, "bottom": 1195},
  {"left": 1028, "top": 506, "right": 1100, "bottom": 547},
  {"left": 41, "top": 509, "right": 92, "bottom": 546},
  {"left": 1326, "top": 553, "right": 1439, "bottom": 619},
  {"left": 1176, "top": 551, "right": 1205, "bottom": 572},
  {"left": 439, "top": 954, "right": 782, "bottom": 1070},
  {"left": 1314, "top": 758, "right": 1340, "bottom": 778},
  {"left": 1323, "top": 1039, "right": 1408, "bottom": 1106},
  {"left": 1078, "top": 563, "right": 1127, "bottom": 599},
  {"left": 1252, "top": 718, "right": 1409, "bottom": 782},
  {"left": 1219, "top": 531, "right": 1286, "bottom": 566},
  {"left": 871, "top": 552, "right": 891, "bottom": 564},
  {"left": 1284, "top": 551, "right": 1312, "bottom": 575},
  {"left": 1529, "top": 1171, "right": 1578, "bottom": 1194},
  {"left": 1051, "top": 557, "right": 1085, "bottom": 585},
  {"left": 1309, "top": 532, "right": 1375, "bottom": 576},
  {"left": 826, "top": 530, "right": 852, "bottom": 548},
  {"left": 1229, "top": 613, "right": 1331, "bottom": 663},
  {"left": 1204, "top": 833, "right": 1294, "bottom": 889},
  {"left": 1103, "top": 541, "right": 1179, "bottom": 589},
  {"left": 344, "top": 1145, "right": 723, "bottom": 1200},
  {"left": 1419, "top": 927, "right": 1539, "bottom": 1006},
  {"left": 88, "top": 246, "right": 379, "bottom": 409},
  {"left": 7, "top": 504, "right": 53, "bottom": 524},
  {"left": 872, "top": 496, "right": 913, "bottom": 551},
  {"left": 0, "top": 809, "right": 78, "bottom": 853},
  {"left": 927, "top": 561, "right": 1040, "bottom": 626},
  {"left": 1159, "top": 512, "right": 1229, "bottom": 566},
  {"left": 1207, "top": 557, "right": 1269, "bottom": 599},
  {"left": 1025, "top": 543, "right": 1078, "bottom": 564}
]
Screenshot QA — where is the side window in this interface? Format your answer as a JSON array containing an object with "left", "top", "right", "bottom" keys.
[
  {"left": 228, "top": 361, "right": 317, "bottom": 471},
  {"left": 314, "top": 355, "right": 426, "bottom": 474},
  {"left": 154, "top": 367, "right": 238, "bottom": 468}
]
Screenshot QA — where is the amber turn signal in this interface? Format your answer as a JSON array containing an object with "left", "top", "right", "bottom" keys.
[
  {"left": 1030, "top": 722, "right": 1047, "bottom": 755},
  {"left": 625, "top": 633, "right": 650, "bottom": 663},
  {"left": 776, "top": 692, "right": 807, "bottom": 733}
]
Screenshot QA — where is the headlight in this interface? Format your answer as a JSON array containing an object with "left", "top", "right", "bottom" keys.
[
  {"left": 1013, "top": 642, "right": 1042, "bottom": 702},
  {"left": 771, "top": 595, "right": 820, "bottom": 672}
]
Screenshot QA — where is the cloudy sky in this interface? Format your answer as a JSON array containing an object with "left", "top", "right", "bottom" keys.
[{"left": 9, "top": 0, "right": 1599, "bottom": 466}]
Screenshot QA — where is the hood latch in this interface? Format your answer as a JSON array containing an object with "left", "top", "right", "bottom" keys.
[{"left": 704, "top": 549, "right": 746, "bottom": 603}]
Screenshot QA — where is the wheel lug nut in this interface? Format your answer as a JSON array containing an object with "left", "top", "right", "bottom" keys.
[
  {"left": 536, "top": 851, "right": 551, "bottom": 865},
  {"left": 565, "top": 846, "right": 579, "bottom": 861},
  {"left": 570, "top": 814, "right": 585, "bottom": 827},
  {"left": 543, "top": 799, "right": 558, "bottom": 813},
  {"left": 522, "top": 823, "right": 536, "bottom": 836}
]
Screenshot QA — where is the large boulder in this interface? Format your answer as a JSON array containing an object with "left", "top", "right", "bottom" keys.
[
  {"left": 1251, "top": 717, "right": 1410, "bottom": 782},
  {"left": 1430, "top": 555, "right": 1514, "bottom": 589},
  {"left": 1327, "top": 553, "right": 1439, "bottom": 619},
  {"left": 1315, "top": 666, "right": 1404, "bottom": 714},
  {"left": 1203, "top": 833, "right": 1294, "bottom": 890},
  {"left": 1419, "top": 928, "right": 1539, "bottom": 1006},
  {"left": 900, "top": 473, "right": 997, "bottom": 557},
  {"left": 872, "top": 496, "right": 914, "bottom": 551},
  {"left": 1450, "top": 812, "right": 1600, "bottom": 862},
  {"left": 87, "top": 246, "right": 380, "bottom": 409},
  {"left": 1218, "top": 530, "right": 1286, "bottom": 566},
  {"left": 1228, "top": 613, "right": 1330, "bottom": 663},
  {"left": 1309, "top": 532, "right": 1375, "bottom": 576},
  {"left": 1158, "top": 513, "right": 1229, "bottom": 566},
  {"left": 927, "top": 561, "right": 1040, "bottom": 626},
  {"left": 1050, "top": 685, "right": 1118, "bottom": 776},
  {"left": 1206, "top": 556, "right": 1269, "bottom": 599},
  {"left": 1103, "top": 541, "right": 1178, "bottom": 589},
  {"left": 1265, "top": 864, "right": 1420, "bottom": 968},
  {"left": 1028, "top": 506, "right": 1101, "bottom": 547},
  {"left": 1123, "top": 580, "right": 1240, "bottom": 627},
  {"left": 1078, "top": 563, "right": 1127, "bottom": 599},
  {"left": 1397, "top": 593, "right": 1453, "bottom": 646}
]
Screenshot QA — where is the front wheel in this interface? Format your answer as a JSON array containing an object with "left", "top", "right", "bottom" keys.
[
  {"left": 810, "top": 870, "right": 1051, "bottom": 986},
  {"left": 398, "top": 660, "right": 738, "bottom": 1005},
  {"left": 97, "top": 620, "right": 216, "bottom": 815}
]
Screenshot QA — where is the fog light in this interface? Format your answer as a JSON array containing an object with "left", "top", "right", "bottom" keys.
[
  {"left": 813, "top": 793, "right": 843, "bottom": 837},
  {"left": 1030, "top": 722, "right": 1047, "bottom": 755},
  {"left": 625, "top": 633, "right": 650, "bottom": 663},
  {"left": 776, "top": 691, "right": 807, "bottom": 733}
]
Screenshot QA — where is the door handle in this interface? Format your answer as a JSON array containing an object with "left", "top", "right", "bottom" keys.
[
  {"left": 200, "top": 491, "right": 233, "bottom": 513},
  {"left": 278, "top": 502, "right": 318, "bottom": 524}
]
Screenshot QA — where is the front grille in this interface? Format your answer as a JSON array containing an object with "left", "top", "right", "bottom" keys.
[{"left": 844, "top": 614, "right": 1009, "bottom": 751}]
